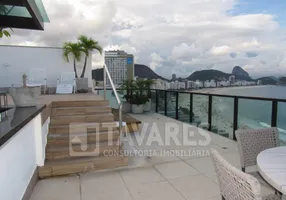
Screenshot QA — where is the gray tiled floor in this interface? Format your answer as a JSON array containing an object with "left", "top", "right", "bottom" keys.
[{"left": 30, "top": 113, "right": 275, "bottom": 200}]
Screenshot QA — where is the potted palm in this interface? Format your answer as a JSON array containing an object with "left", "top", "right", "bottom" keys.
[
  {"left": 77, "top": 35, "right": 102, "bottom": 93},
  {"left": 63, "top": 42, "right": 84, "bottom": 80},
  {"left": 63, "top": 35, "right": 102, "bottom": 93}
]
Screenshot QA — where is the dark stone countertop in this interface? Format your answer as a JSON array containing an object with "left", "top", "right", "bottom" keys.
[{"left": 0, "top": 105, "right": 46, "bottom": 147}]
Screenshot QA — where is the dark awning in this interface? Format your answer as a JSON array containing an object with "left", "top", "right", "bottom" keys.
[{"left": 0, "top": 0, "right": 49, "bottom": 30}]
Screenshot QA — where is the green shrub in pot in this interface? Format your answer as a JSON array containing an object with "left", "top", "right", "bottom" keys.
[
  {"left": 119, "top": 80, "right": 135, "bottom": 113},
  {"left": 142, "top": 79, "right": 154, "bottom": 112},
  {"left": 130, "top": 93, "right": 148, "bottom": 114}
]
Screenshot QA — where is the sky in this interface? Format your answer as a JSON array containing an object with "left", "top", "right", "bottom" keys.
[{"left": 1, "top": 0, "right": 286, "bottom": 78}]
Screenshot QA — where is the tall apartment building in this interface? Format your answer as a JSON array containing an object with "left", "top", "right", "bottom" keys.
[
  {"left": 229, "top": 75, "right": 235, "bottom": 85},
  {"left": 105, "top": 50, "right": 134, "bottom": 86}
]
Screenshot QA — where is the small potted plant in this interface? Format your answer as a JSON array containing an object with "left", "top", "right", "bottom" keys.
[
  {"left": 130, "top": 80, "right": 149, "bottom": 114},
  {"left": 120, "top": 80, "right": 135, "bottom": 113},
  {"left": 130, "top": 93, "right": 148, "bottom": 114},
  {"left": 143, "top": 79, "right": 154, "bottom": 112},
  {"left": 8, "top": 74, "right": 41, "bottom": 107}
]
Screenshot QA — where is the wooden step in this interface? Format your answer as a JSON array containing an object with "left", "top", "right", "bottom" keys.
[
  {"left": 46, "top": 142, "right": 120, "bottom": 160},
  {"left": 51, "top": 106, "right": 111, "bottom": 116},
  {"left": 52, "top": 100, "right": 110, "bottom": 108},
  {"left": 50, "top": 113, "right": 114, "bottom": 125},
  {"left": 47, "top": 130, "right": 120, "bottom": 147},
  {"left": 39, "top": 155, "right": 128, "bottom": 178},
  {"left": 49, "top": 122, "right": 119, "bottom": 134}
]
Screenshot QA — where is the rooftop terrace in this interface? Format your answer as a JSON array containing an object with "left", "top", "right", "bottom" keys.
[{"left": 29, "top": 113, "right": 275, "bottom": 200}]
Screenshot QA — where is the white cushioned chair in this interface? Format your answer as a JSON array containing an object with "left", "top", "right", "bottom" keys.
[
  {"left": 26, "top": 68, "right": 47, "bottom": 94},
  {"left": 56, "top": 72, "right": 76, "bottom": 94}
]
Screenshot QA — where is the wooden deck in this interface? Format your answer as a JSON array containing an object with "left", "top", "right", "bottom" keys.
[
  {"left": 112, "top": 109, "right": 141, "bottom": 133},
  {"left": 7, "top": 92, "right": 142, "bottom": 131}
]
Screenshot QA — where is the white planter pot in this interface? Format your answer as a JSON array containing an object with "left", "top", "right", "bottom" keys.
[
  {"left": 132, "top": 104, "right": 144, "bottom": 114},
  {"left": 144, "top": 98, "right": 151, "bottom": 112},
  {"left": 8, "top": 87, "right": 40, "bottom": 107},
  {"left": 122, "top": 102, "right": 131, "bottom": 113}
]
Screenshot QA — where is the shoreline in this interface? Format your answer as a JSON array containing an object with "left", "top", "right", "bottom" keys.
[{"left": 192, "top": 85, "right": 267, "bottom": 94}]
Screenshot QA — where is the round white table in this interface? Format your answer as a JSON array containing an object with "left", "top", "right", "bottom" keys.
[{"left": 257, "top": 146, "right": 286, "bottom": 195}]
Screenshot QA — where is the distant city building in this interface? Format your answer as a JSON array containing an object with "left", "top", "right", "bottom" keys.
[
  {"left": 172, "top": 74, "right": 176, "bottom": 81},
  {"left": 105, "top": 50, "right": 134, "bottom": 85},
  {"left": 229, "top": 75, "right": 235, "bottom": 84},
  {"left": 257, "top": 80, "right": 262, "bottom": 85},
  {"left": 150, "top": 77, "right": 257, "bottom": 90}
]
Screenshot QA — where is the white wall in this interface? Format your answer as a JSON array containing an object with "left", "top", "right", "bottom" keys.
[
  {"left": 0, "top": 114, "right": 49, "bottom": 200},
  {"left": 0, "top": 45, "right": 92, "bottom": 88}
]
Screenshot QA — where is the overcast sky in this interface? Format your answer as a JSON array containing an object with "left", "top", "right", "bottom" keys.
[{"left": 1, "top": 0, "right": 286, "bottom": 78}]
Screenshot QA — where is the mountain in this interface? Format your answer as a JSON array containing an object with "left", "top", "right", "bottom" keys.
[
  {"left": 186, "top": 66, "right": 253, "bottom": 82},
  {"left": 93, "top": 64, "right": 277, "bottom": 84},
  {"left": 232, "top": 66, "right": 252, "bottom": 81},
  {"left": 134, "top": 64, "right": 168, "bottom": 80},
  {"left": 92, "top": 64, "right": 168, "bottom": 81},
  {"left": 187, "top": 69, "right": 230, "bottom": 81},
  {"left": 256, "top": 77, "right": 278, "bottom": 85},
  {"left": 277, "top": 77, "right": 286, "bottom": 85}
]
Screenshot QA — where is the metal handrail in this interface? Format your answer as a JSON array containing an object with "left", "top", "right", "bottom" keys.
[{"left": 103, "top": 64, "right": 123, "bottom": 138}]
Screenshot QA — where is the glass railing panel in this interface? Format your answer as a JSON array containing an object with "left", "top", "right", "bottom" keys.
[
  {"left": 98, "top": 89, "right": 123, "bottom": 109},
  {"left": 238, "top": 99, "right": 272, "bottom": 130},
  {"left": 212, "top": 96, "right": 234, "bottom": 139},
  {"left": 166, "top": 91, "right": 177, "bottom": 119},
  {"left": 178, "top": 93, "right": 190, "bottom": 123},
  {"left": 277, "top": 102, "right": 286, "bottom": 145},
  {"left": 192, "top": 94, "right": 209, "bottom": 129},
  {"left": 157, "top": 90, "right": 166, "bottom": 114},
  {"left": 150, "top": 90, "right": 156, "bottom": 112}
]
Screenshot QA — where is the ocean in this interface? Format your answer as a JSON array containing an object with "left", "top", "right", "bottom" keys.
[
  {"left": 207, "top": 85, "right": 286, "bottom": 99},
  {"left": 191, "top": 85, "right": 286, "bottom": 142}
]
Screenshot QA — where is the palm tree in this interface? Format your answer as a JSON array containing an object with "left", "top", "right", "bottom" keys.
[
  {"left": 63, "top": 42, "right": 85, "bottom": 78},
  {"left": 78, "top": 35, "right": 102, "bottom": 78},
  {"left": 0, "top": 5, "right": 13, "bottom": 38}
]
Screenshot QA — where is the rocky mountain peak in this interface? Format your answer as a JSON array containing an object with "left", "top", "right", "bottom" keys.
[{"left": 232, "top": 66, "right": 249, "bottom": 77}]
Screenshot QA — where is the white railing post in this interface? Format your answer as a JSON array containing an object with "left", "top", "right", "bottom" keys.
[
  {"left": 102, "top": 63, "right": 122, "bottom": 141},
  {"left": 103, "top": 65, "right": 106, "bottom": 100}
]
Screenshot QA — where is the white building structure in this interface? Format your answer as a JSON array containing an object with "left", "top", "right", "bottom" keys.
[
  {"left": 0, "top": 45, "right": 93, "bottom": 89},
  {"left": 187, "top": 81, "right": 196, "bottom": 89},
  {"left": 229, "top": 75, "right": 235, "bottom": 84},
  {"left": 151, "top": 78, "right": 257, "bottom": 90}
]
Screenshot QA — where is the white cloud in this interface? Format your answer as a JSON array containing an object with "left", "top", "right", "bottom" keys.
[
  {"left": 149, "top": 53, "right": 164, "bottom": 70},
  {"left": 171, "top": 43, "right": 201, "bottom": 60},
  {"left": 209, "top": 45, "right": 231, "bottom": 56},
  {"left": 242, "top": 38, "right": 260, "bottom": 48},
  {"left": 1, "top": 0, "right": 286, "bottom": 78}
]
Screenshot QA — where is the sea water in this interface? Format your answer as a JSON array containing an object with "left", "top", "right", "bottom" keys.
[{"left": 203, "top": 85, "right": 286, "bottom": 142}]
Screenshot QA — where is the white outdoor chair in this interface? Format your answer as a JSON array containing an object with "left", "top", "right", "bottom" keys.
[
  {"left": 26, "top": 68, "right": 47, "bottom": 93},
  {"left": 56, "top": 72, "right": 76, "bottom": 94},
  {"left": 235, "top": 128, "right": 279, "bottom": 190},
  {"left": 210, "top": 149, "right": 281, "bottom": 200}
]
